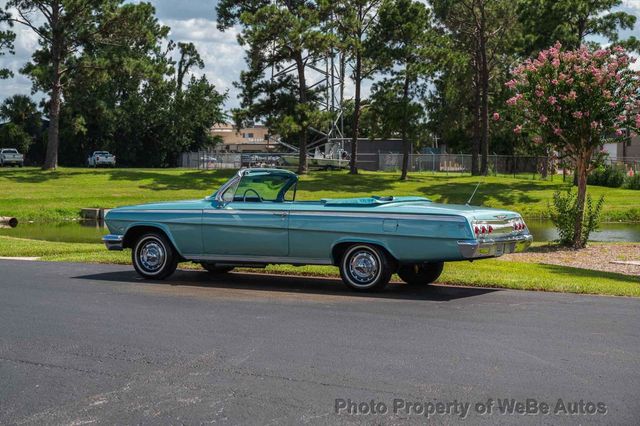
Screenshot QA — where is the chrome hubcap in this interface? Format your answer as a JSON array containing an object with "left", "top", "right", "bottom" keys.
[
  {"left": 139, "top": 240, "right": 165, "bottom": 272},
  {"left": 349, "top": 251, "right": 379, "bottom": 284}
]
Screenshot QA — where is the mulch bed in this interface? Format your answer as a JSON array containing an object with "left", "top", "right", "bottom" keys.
[{"left": 501, "top": 243, "right": 640, "bottom": 277}]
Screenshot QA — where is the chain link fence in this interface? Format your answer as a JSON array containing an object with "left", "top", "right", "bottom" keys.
[{"left": 180, "top": 150, "right": 640, "bottom": 177}]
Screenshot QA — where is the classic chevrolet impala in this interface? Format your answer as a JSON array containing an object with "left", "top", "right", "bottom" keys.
[{"left": 103, "top": 168, "right": 532, "bottom": 291}]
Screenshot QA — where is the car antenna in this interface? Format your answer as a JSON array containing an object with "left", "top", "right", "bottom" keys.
[{"left": 466, "top": 181, "right": 482, "bottom": 206}]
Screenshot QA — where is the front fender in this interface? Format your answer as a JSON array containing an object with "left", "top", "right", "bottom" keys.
[{"left": 122, "top": 222, "right": 186, "bottom": 258}]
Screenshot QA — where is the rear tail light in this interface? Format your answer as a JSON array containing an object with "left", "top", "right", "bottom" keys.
[
  {"left": 474, "top": 224, "right": 494, "bottom": 236},
  {"left": 513, "top": 220, "right": 527, "bottom": 231}
]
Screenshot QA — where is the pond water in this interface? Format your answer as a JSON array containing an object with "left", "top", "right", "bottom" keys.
[{"left": 1, "top": 219, "right": 639, "bottom": 244}]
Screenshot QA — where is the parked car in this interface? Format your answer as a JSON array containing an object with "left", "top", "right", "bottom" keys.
[
  {"left": 103, "top": 168, "right": 532, "bottom": 291},
  {"left": 87, "top": 151, "right": 116, "bottom": 168},
  {"left": 0, "top": 148, "right": 24, "bottom": 167}
]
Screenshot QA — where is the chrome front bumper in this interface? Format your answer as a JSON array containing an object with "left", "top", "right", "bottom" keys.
[
  {"left": 458, "top": 234, "right": 533, "bottom": 259},
  {"left": 103, "top": 234, "right": 124, "bottom": 251}
]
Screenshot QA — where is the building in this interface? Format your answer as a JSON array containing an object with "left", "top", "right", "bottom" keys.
[
  {"left": 211, "top": 123, "right": 278, "bottom": 152},
  {"left": 603, "top": 133, "right": 640, "bottom": 161}
]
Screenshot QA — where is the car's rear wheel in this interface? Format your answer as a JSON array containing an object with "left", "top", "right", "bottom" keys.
[
  {"left": 339, "top": 244, "right": 392, "bottom": 292},
  {"left": 201, "top": 263, "right": 235, "bottom": 274},
  {"left": 132, "top": 232, "right": 178, "bottom": 280},
  {"left": 398, "top": 262, "right": 444, "bottom": 286}
]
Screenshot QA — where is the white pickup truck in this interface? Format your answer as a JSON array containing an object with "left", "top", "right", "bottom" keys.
[
  {"left": 87, "top": 151, "right": 116, "bottom": 168},
  {"left": 0, "top": 148, "right": 24, "bottom": 167}
]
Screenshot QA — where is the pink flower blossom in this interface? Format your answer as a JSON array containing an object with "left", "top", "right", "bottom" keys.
[
  {"left": 615, "top": 129, "right": 624, "bottom": 136},
  {"left": 539, "top": 115, "right": 548, "bottom": 124},
  {"left": 535, "top": 89, "right": 544, "bottom": 97},
  {"left": 505, "top": 79, "right": 517, "bottom": 89},
  {"left": 590, "top": 121, "right": 599, "bottom": 129},
  {"left": 572, "top": 111, "right": 583, "bottom": 119},
  {"left": 567, "top": 91, "right": 577, "bottom": 100},
  {"left": 553, "top": 128, "right": 563, "bottom": 136},
  {"left": 551, "top": 79, "right": 559, "bottom": 86},
  {"left": 492, "top": 112, "right": 500, "bottom": 121},
  {"left": 609, "top": 102, "right": 616, "bottom": 107},
  {"left": 548, "top": 96, "right": 557, "bottom": 105},
  {"left": 513, "top": 125, "right": 523, "bottom": 135}
]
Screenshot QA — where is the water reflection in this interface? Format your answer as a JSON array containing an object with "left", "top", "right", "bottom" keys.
[
  {"left": 525, "top": 220, "right": 640, "bottom": 243},
  {"left": 0, "top": 220, "right": 108, "bottom": 244}
]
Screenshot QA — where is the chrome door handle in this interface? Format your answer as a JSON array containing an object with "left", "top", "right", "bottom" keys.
[{"left": 273, "top": 211, "right": 288, "bottom": 217}]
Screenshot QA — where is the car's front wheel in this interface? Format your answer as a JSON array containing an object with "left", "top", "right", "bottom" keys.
[
  {"left": 201, "top": 263, "right": 235, "bottom": 274},
  {"left": 132, "top": 232, "right": 178, "bottom": 280},
  {"left": 339, "top": 244, "right": 393, "bottom": 292},
  {"left": 398, "top": 262, "right": 444, "bottom": 286}
]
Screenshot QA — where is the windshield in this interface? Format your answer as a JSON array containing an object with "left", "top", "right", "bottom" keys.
[
  {"left": 95, "top": 151, "right": 110, "bottom": 155},
  {"left": 3, "top": 149, "right": 18, "bottom": 154},
  {"left": 234, "top": 173, "right": 293, "bottom": 202}
]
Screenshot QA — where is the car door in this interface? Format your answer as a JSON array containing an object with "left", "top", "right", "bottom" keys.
[{"left": 202, "top": 173, "right": 290, "bottom": 258}]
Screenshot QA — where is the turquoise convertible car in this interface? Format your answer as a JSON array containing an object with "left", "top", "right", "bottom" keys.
[{"left": 103, "top": 168, "right": 532, "bottom": 291}]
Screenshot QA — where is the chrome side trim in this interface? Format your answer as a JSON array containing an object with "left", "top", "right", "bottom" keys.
[
  {"left": 290, "top": 211, "right": 467, "bottom": 222},
  {"left": 113, "top": 209, "right": 202, "bottom": 214},
  {"left": 458, "top": 234, "right": 533, "bottom": 259},
  {"left": 183, "top": 254, "right": 332, "bottom": 265},
  {"left": 204, "top": 209, "right": 287, "bottom": 215},
  {"left": 103, "top": 234, "right": 124, "bottom": 251}
]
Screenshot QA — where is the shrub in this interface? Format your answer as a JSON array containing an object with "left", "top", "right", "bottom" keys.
[
  {"left": 624, "top": 172, "right": 640, "bottom": 190},
  {"left": 587, "top": 165, "right": 625, "bottom": 188},
  {"left": 550, "top": 188, "right": 605, "bottom": 247}
]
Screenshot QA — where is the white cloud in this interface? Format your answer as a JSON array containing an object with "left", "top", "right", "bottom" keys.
[
  {"left": 622, "top": 1, "right": 640, "bottom": 11},
  {"left": 163, "top": 18, "right": 246, "bottom": 109}
]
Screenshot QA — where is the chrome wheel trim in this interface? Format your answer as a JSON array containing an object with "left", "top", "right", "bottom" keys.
[
  {"left": 343, "top": 246, "right": 382, "bottom": 288},
  {"left": 135, "top": 236, "right": 167, "bottom": 275}
]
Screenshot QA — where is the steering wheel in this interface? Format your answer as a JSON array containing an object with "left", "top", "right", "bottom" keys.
[{"left": 242, "top": 188, "right": 263, "bottom": 202}]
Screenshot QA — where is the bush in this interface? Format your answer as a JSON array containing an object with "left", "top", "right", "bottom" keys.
[
  {"left": 550, "top": 188, "right": 605, "bottom": 247},
  {"left": 587, "top": 165, "right": 625, "bottom": 188},
  {"left": 624, "top": 173, "right": 640, "bottom": 190}
]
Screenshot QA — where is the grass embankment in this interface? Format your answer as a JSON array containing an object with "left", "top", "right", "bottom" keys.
[
  {"left": 1, "top": 167, "right": 639, "bottom": 222},
  {"left": 1, "top": 236, "right": 638, "bottom": 297}
]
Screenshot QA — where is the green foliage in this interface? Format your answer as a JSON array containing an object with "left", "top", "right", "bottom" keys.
[
  {"left": 366, "top": 0, "right": 440, "bottom": 178},
  {"left": 0, "top": 123, "right": 32, "bottom": 153},
  {"left": 550, "top": 188, "right": 604, "bottom": 247},
  {"left": 217, "top": 0, "right": 334, "bottom": 173},
  {"left": 624, "top": 172, "right": 640, "bottom": 190},
  {"left": 0, "top": 7, "right": 15, "bottom": 79},
  {"left": 0, "top": 95, "right": 43, "bottom": 159},
  {"left": 588, "top": 165, "right": 626, "bottom": 188},
  {"left": 517, "top": 0, "right": 638, "bottom": 54}
]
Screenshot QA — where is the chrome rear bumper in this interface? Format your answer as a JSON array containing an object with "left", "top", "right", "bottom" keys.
[
  {"left": 458, "top": 234, "right": 533, "bottom": 259},
  {"left": 103, "top": 234, "right": 124, "bottom": 251}
]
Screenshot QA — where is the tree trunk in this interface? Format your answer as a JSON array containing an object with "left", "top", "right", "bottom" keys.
[
  {"left": 479, "top": 6, "right": 489, "bottom": 176},
  {"left": 471, "top": 65, "right": 481, "bottom": 176},
  {"left": 349, "top": 51, "right": 362, "bottom": 175},
  {"left": 43, "top": 43, "right": 62, "bottom": 170},
  {"left": 400, "top": 74, "right": 410, "bottom": 181},
  {"left": 572, "top": 153, "right": 589, "bottom": 249},
  {"left": 295, "top": 54, "right": 308, "bottom": 175}
]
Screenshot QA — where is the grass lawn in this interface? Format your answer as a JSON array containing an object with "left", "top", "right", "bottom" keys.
[
  {"left": 0, "top": 167, "right": 639, "bottom": 222},
  {"left": 1, "top": 236, "right": 638, "bottom": 297}
]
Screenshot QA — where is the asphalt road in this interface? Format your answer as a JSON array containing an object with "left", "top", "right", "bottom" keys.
[{"left": 0, "top": 260, "right": 639, "bottom": 425}]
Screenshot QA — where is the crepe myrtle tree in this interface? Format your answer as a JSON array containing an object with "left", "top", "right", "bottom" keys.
[{"left": 504, "top": 42, "right": 640, "bottom": 248}]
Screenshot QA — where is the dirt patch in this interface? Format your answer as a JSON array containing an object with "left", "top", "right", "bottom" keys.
[{"left": 502, "top": 243, "right": 640, "bottom": 276}]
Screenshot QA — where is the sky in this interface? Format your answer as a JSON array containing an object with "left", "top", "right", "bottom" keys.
[{"left": 0, "top": 0, "right": 639, "bottom": 112}]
